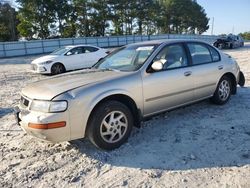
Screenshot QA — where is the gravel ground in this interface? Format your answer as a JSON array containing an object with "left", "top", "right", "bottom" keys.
[{"left": 0, "top": 44, "right": 250, "bottom": 188}]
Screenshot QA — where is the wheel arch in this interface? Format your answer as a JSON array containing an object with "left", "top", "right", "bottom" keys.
[
  {"left": 51, "top": 62, "right": 66, "bottom": 72},
  {"left": 86, "top": 93, "right": 142, "bottom": 135}
]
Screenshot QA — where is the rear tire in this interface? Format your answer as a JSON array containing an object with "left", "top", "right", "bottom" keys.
[
  {"left": 51, "top": 63, "right": 65, "bottom": 75},
  {"left": 211, "top": 76, "right": 232, "bottom": 105},
  {"left": 87, "top": 100, "right": 134, "bottom": 150}
]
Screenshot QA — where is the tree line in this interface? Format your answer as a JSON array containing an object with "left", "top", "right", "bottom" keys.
[
  {"left": 239, "top": 32, "right": 250, "bottom": 40},
  {"left": 1, "top": 0, "right": 210, "bottom": 41}
]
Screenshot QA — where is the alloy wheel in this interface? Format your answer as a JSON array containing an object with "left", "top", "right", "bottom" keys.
[
  {"left": 218, "top": 80, "right": 230, "bottom": 101},
  {"left": 100, "top": 111, "right": 128, "bottom": 143},
  {"left": 52, "top": 64, "right": 64, "bottom": 74}
]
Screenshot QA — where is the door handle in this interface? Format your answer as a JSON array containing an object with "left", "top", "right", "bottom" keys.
[
  {"left": 184, "top": 71, "right": 192, "bottom": 77},
  {"left": 218, "top": 65, "right": 224, "bottom": 70}
]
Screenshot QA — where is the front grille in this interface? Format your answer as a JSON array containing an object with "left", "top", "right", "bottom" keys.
[{"left": 20, "top": 96, "right": 30, "bottom": 107}]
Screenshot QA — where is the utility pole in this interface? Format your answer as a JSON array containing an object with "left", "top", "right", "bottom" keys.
[{"left": 211, "top": 17, "right": 214, "bottom": 35}]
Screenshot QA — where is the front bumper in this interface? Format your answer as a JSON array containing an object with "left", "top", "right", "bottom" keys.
[
  {"left": 14, "top": 106, "right": 70, "bottom": 142},
  {"left": 30, "top": 64, "right": 51, "bottom": 74}
]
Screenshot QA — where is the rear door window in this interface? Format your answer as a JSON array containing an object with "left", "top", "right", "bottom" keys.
[
  {"left": 208, "top": 46, "right": 220, "bottom": 62},
  {"left": 84, "top": 46, "right": 99, "bottom": 53},
  {"left": 187, "top": 43, "right": 212, "bottom": 65},
  {"left": 69, "top": 47, "right": 84, "bottom": 55}
]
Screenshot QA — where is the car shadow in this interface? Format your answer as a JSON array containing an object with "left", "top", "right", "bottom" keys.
[{"left": 71, "top": 86, "right": 250, "bottom": 171}]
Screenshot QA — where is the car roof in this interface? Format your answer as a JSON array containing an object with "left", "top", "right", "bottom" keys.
[
  {"left": 65, "top": 44, "right": 100, "bottom": 48},
  {"left": 126, "top": 39, "right": 210, "bottom": 47},
  {"left": 65, "top": 39, "right": 210, "bottom": 49}
]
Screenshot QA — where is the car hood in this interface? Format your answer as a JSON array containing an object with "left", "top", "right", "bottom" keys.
[
  {"left": 31, "top": 55, "right": 59, "bottom": 64},
  {"left": 22, "top": 69, "right": 129, "bottom": 100}
]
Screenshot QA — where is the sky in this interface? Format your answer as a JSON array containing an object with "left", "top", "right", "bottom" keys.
[{"left": 197, "top": 0, "right": 250, "bottom": 35}]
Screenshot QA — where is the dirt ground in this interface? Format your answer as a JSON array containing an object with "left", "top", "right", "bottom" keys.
[{"left": 0, "top": 44, "right": 250, "bottom": 188}]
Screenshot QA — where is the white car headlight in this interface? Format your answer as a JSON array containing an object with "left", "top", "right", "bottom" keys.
[
  {"left": 39, "top": 60, "right": 53, "bottom": 65},
  {"left": 30, "top": 100, "right": 67, "bottom": 113}
]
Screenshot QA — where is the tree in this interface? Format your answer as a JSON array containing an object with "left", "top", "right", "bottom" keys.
[
  {"left": 17, "top": 0, "right": 55, "bottom": 39},
  {"left": 156, "top": 0, "right": 209, "bottom": 34},
  {"left": 239, "top": 32, "right": 250, "bottom": 40},
  {"left": 16, "top": 0, "right": 210, "bottom": 39},
  {"left": 88, "top": 0, "right": 110, "bottom": 36},
  {"left": 70, "top": 0, "right": 86, "bottom": 36},
  {"left": 50, "top": 0, "right": 74, "bottom": 37},
  {"left": 0, "top": 2, "right": 19, "bottom": 41},
  {"left": 135, "top": 0, "right": 157, "bottom": 35},
  {"left": 108, "top": 0, "right": 126, "bottom": 35},
  {"left": 190, "top": 1, "right": 209, "bottom": 34}
]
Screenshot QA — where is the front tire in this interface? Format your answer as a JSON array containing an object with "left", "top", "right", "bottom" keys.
[
  {"left": 51, "top": 63, "right": 65, "bottom": 75},
  {"left": 218, "top": 44, "right": 223, "bottom": 49},
  {"left": 211, "top": 76, "right": 232, "bottom": 105},
  {"left": 87, "top": 101, "right": 134, "bottom": 150}
]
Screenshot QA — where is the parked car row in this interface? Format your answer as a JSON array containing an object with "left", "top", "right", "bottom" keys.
[
  {"left": 213, "top": 34, "right": 244, "bottom": 49},
  {"left": 30, "top": 34, "right": 244, "bottom": 76},
  {"left": 31, "top": 45, "right": 109, "bottom": 75},
  {"left": 16, "top": 39, "right": 245, "bottom": 150}
]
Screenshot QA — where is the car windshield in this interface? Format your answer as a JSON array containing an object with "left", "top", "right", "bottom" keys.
[
  {"left": 50, "top": 47, "right": 70, "bottom": 55},
  {"left": 227, "top": 36, "right": 234, "bottom": 40},
  {"left": 94, "top": 44, "right": 158, "bottom": 72}
]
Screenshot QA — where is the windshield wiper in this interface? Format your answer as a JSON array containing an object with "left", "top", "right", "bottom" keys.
[{"left": 99, "top": 68, "right": 115, "bottom": 71}]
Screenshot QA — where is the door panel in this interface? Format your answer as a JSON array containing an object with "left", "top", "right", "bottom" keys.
[
  {"left": 61, "top": 54, "right": 80, "bottom": 70},
  {"left": 79, "top": 53, "right": 93, "bottom": 68},
  {"left": 142, "top": 67, "right": 195, "bottom": 115},
  {"left": 191, "top": 63, "right": 220, "bottom": 99},
  {"left": 186, "top": 43, "right": 222, "bottom": 99},
  {"left": 79, "top": 47, "right": 102, "bottom": 68},
  {"left": 85, "top": 51, "right": 102, "bottom": 67},
  {"left": 63, "top": 47, "right": 83, "bottom": 70},
  {"left": 142, "top": 43, "right": 195, "bottom": 116}
]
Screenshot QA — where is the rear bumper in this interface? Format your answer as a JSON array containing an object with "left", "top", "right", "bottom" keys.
[{"left": 14, "top": 106, "right": 70, "bottom": 142}]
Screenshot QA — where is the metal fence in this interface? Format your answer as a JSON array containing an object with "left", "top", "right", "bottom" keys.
[{"left": 0, "top": 34, "right": 218, "bottom": 58}]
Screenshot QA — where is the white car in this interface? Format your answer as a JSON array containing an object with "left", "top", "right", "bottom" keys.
[{"left": 31, "top": 45, "right": 109, "bottom": 74}]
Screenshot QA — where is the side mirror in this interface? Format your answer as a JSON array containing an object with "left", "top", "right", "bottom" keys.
[
  {"left": 65, "top": 51, "right": 72, "bottom": 56},
  {"left": 151, "top": 59, "right": 166, "bottom": 71}
]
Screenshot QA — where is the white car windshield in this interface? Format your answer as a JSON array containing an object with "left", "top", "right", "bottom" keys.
[
  {"left": 50, "top": 47, "right": 71, "bottom": 55},
  {"left": 95, "top": 44, "right": 158, "bottom": 71}
]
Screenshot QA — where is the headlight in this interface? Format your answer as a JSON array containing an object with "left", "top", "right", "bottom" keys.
[
  {"left": 30, "top": 100, "right": 67, "bottom": 113},
  {"left": 39, "top": 60, "right": 53, "bottom": 65}
]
